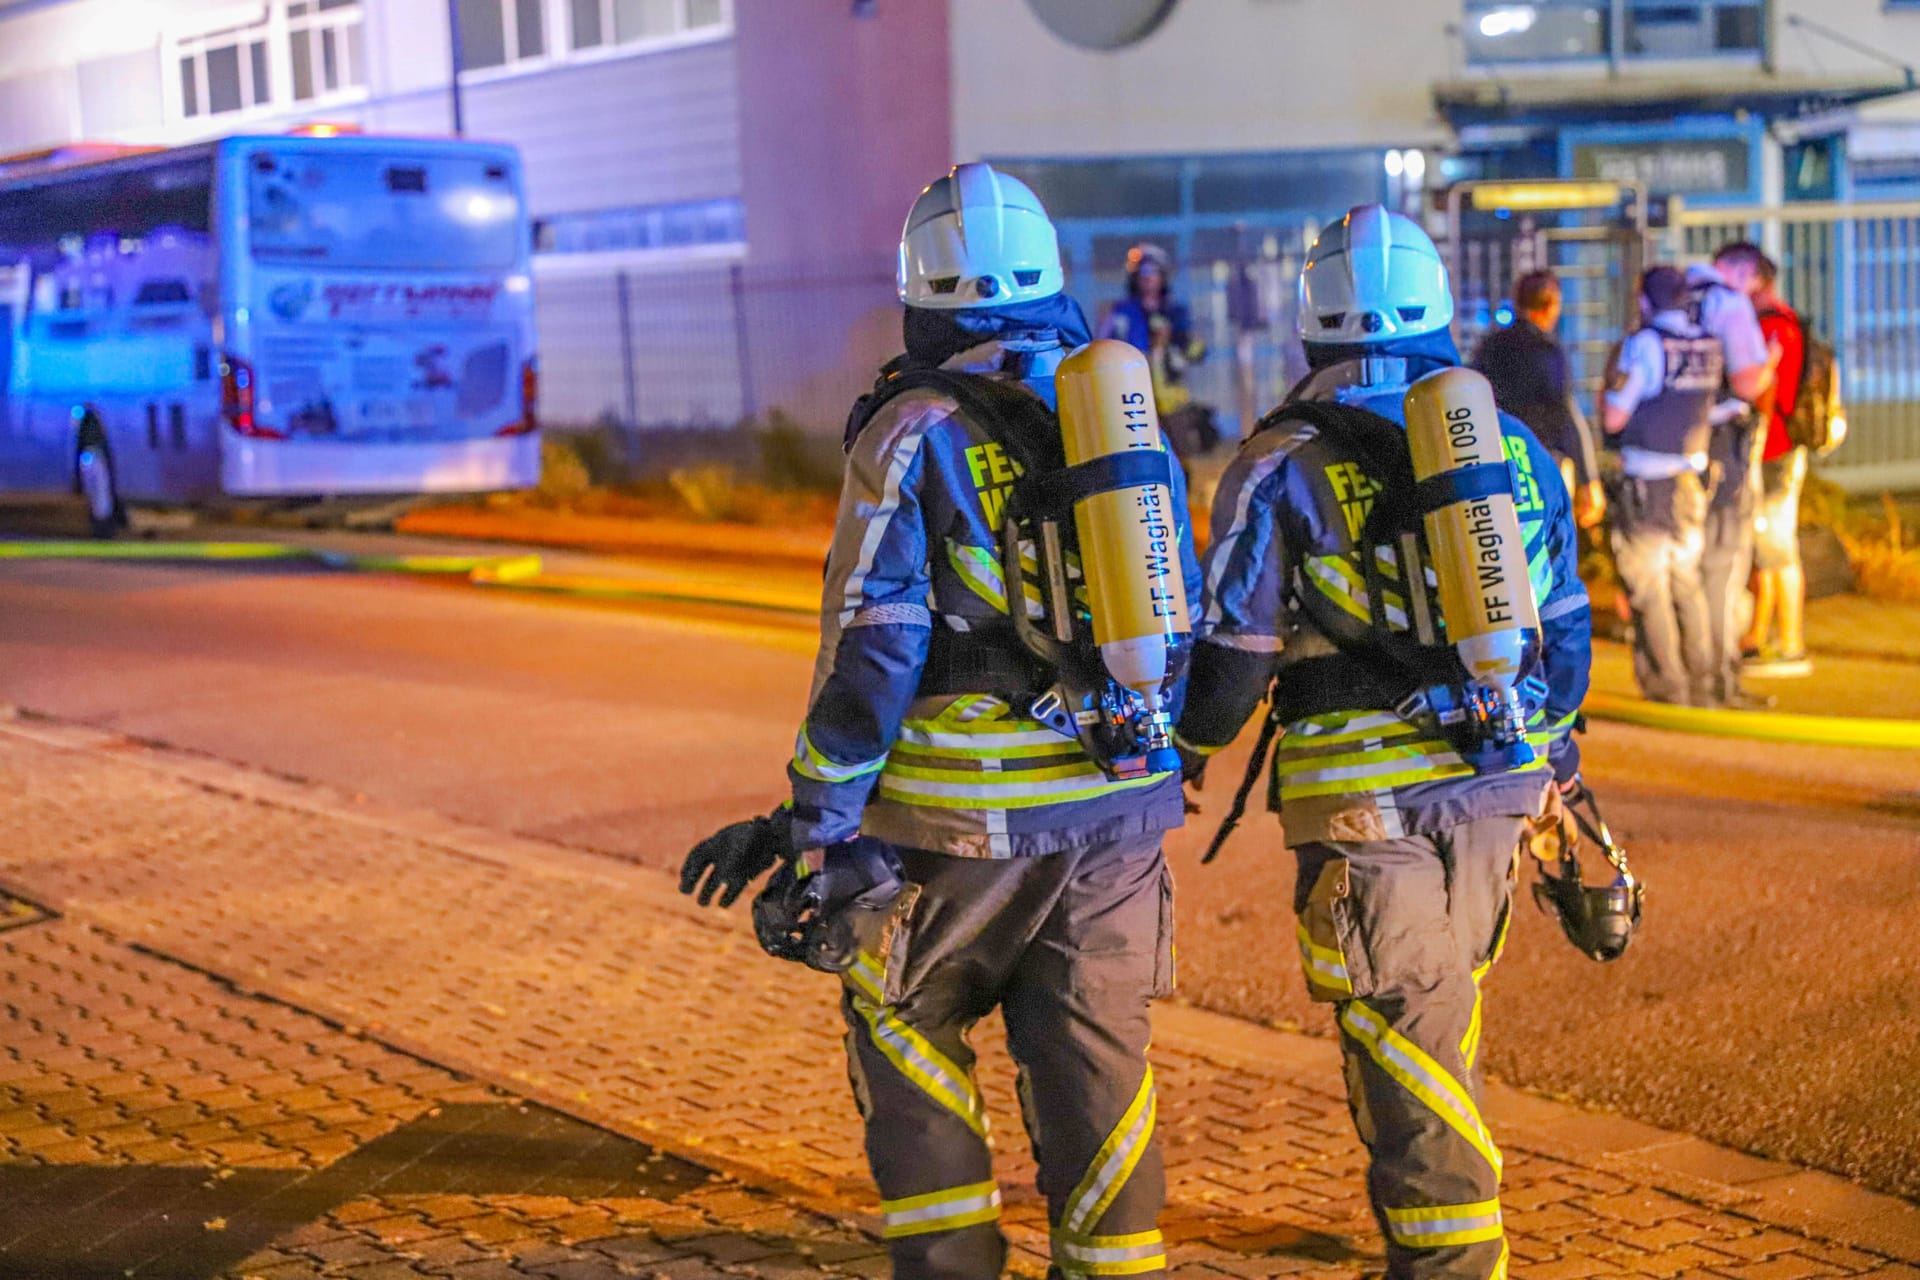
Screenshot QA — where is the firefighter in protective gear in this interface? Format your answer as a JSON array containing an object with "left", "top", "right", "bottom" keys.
[
  {"left": 1176, "top": 205, "right": 1592, "bottom": 1280},
  {"left": 683, "top": 164, "right": 1202, "bottom": 1280}
]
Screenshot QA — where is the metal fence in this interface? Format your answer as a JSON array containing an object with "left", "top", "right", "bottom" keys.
[
  {"left": 532, "top": 199, "right": 1920, "bottom": 494},
  {"left": 531, "top": 244, "right": 1319, "bottom": 462},
  {"left": 533, "top": 256, "right": 900, "bottom": 463},
  {"left": 1672, "top": 198, "right": 1920, "bottom": 493}
]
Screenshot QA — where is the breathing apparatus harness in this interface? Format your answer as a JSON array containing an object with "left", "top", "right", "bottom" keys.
[
  {"left": 1202, "top": 396, "right": 1544, "bottom": 863},
  {"left": 846, "top": 359, "right": 1187, "bottom": 781},
  {"left": 735, "top": 357, "right": 1186, "bottom": 975}
]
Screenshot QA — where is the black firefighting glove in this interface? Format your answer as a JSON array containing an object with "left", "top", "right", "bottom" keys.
[{"left": 679, "top": 808, "right": 792, "bottom": 908}]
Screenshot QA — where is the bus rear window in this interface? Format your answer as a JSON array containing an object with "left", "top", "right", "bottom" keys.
[{"left": 247, "top": 149, "right": 520, "bottom": 271}]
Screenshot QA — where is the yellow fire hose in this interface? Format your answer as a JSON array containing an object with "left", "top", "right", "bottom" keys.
[
  {"left": 1580, "top": 692, "right": 1920, "bottom": 751},
  {"left": 3, "top": 540, "right": 1914, "bottom": 750}
]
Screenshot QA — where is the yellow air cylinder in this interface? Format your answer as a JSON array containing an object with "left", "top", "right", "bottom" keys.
[
  {"left": 1402, "top": 366, "right": 1539, "bottom": 694},
  {"left": 1054, "top": 339, "right": 1192, "bottom": 700}
]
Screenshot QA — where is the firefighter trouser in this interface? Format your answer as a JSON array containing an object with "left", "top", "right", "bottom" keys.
[
  {"left": 840, "top": 834, "right": 1174, "bottom": 1280},
  {"left": 1294, "top": 816, "right": 1524, "bottom": 1280}
]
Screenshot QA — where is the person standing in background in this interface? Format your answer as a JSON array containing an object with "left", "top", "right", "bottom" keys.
[
  {"left": 1695, "top": 244, "right": 1778, "bottom": 709},
  {"left": 1601, "top": 266, "right": 1725, "bottom": 706},
  {"left": 1472, "top": 269, "right": 1606, "bottom": 530},
  {"left": 1102, "top": 243, "right": 1217, "bottom": 458},
  {"left": 1741, "top": 253, "right": 1812, "bottom": 675}
]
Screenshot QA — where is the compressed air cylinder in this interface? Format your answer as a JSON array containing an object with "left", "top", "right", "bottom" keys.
[
  {"left": 1054, "top": 339, "right": 1193, "bottom": 700},
  {"left": 1401, "top": 366, "right": 1540, "bottom": 696}
]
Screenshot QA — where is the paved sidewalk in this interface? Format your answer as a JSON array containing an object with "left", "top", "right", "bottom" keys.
[
  {"left": 2, "top": 712, "right": 1917, "bottom": 1280},
  {"left": 0, "top": 903, "right": 880, "bottom": 1279}
]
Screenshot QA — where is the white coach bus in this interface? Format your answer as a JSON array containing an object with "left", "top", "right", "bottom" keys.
[{"left": 0, "top": 133, "right": 539, "bottom": 535}]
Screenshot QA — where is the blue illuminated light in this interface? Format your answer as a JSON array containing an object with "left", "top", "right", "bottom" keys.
[{"left": 1495, "top": 307, "right": 1515, "bottom": 326}]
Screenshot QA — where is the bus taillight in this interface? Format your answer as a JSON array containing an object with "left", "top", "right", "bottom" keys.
[
  {"left": 499, "top": 358, "right": 538, "bottom": 436},
  {"left": 220, "top": 354, "right": 284, "bottom": 440}
]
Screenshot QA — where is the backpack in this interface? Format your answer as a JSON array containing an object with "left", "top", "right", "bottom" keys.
[{"left": 1768, "top": 310, "right": 1843, "bottom": 453}]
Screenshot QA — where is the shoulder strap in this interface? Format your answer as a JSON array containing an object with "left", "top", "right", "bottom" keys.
[
  {"left": 1255, "top": 399, "right": 1459, "bottom": 687},
  {"left": 844, "top": 362, "right": 1063, "bottom": 474}
]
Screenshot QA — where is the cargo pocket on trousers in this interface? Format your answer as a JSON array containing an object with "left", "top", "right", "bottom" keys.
[
  {"left": 1151, "top": 864, "right": 1177, "bottom": 1000},
  {"left": 1297, "top": 856, "right": 1372, "bottom": 1002},
  {"left": 863, "top": 881, "right": 922, "bottom": 1007}
]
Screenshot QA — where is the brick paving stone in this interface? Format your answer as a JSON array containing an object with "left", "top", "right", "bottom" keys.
[
  {"left": 0, "top": 726, "right": 1916, "bottom": 1279},
  {"left": 0, "top": 915, "right": 874, "bottom": 1280}
]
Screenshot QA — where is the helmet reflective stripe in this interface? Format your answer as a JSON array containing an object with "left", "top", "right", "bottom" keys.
[
  {"left": 1298, "top": 202, "right": 1454, "bottom": 346},
  {"left": 898, "top": 163, "right": 1065, "bottom": 310}
]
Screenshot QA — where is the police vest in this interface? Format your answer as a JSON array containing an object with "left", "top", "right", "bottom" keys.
[{"left": 1619, "top": 325, "right": 1722, "bottom": 459}]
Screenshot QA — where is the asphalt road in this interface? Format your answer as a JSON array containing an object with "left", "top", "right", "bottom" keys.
[{"left": 1, "top": 524, "right": 1916, "bottom": 1201}]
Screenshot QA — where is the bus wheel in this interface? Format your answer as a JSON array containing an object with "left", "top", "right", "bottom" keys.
[{"left": 75, "top": 422, "right": 127, "bottom": 539}]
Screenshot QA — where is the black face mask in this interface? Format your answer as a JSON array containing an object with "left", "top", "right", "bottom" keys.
[
  {"left": 1304, "top": 327, "right": 1463, "bottom": 375},
  {"left": 902, "top": 293, "right": 1093, "bottom": 369}
]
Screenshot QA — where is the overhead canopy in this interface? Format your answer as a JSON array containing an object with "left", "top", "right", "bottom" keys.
[{"left": 1434, "top": 70, "right": 1912, "bottom": 130}]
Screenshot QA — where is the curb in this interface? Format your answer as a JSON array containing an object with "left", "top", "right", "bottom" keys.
[
  {"left": 394, "top": 506, "right": 832, "bottom": 568},
  {"left": 3, "top": 708, "right": 1917, "bottom": 1267},
  {"left": 0, "top": 539, "right": 821, "bottom": 616},
  {"left": 10, "top": 541, "right": 1916, "bottom": 751}
]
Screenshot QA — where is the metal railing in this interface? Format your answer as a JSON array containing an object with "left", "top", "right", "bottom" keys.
[
  {"left": 532, "top": 257, "right": 899, "bottom": 460},
  {"left": 1670, "top": 198, "right": 1920, "bottom": 492},
  {"left": 531, "top": 244, "right": 1321, "bottom": 461}
]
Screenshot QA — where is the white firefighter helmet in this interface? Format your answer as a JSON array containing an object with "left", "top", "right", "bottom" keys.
[
  {"left": 898, "top": 163, "right": 1064, "bottom": 310},
  {"left": 1298, "top": 204, "right": 1454, "bottom": 345}
]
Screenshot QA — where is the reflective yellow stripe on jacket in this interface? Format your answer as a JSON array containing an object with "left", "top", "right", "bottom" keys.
[
  {"left": 1274, "top": 710, "right": 1549, "bottom": 804},
  {"left": 877, "top": 695, "right": 1168, "bottom": 812}
]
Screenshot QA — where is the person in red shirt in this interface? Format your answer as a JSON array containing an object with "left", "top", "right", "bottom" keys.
[{"left": 1741, "top": 254, "right": 1810, "bottom": 671}]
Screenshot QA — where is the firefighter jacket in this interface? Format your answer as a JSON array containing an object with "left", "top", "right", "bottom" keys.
[
  {"left": 789, "top": 335, "right": 1204, "bottom": 858},
  {"left": 1177, "top": 354, "right": 1593, "bottom": 846}
]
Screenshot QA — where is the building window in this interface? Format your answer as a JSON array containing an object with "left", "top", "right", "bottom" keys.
[
  {"left": 288, "top": 0, "right": 366, "bottom": 101},
  {"left": 569, "top": 0, "right": 729, "bottom": 52},
  {"left": 458, "top": 0, "right": 546, "bottom": 71},
  {"left": 532, "top": 197, "right": 744, "bottom": 255},
  {"left": 1464, "top": 0, "right": 1762, "bottom": 64},
  {"left": 178, "top": 22, "right": 273, "bottom": 118},
  {"left": 172, "top": 2, "right": 364, "bottom": 120}
]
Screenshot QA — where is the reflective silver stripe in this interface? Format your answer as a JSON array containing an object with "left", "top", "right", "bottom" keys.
[
  {"left": 1053, "top": 1238, "right": 1165, "bottom": 1263},
  {"left": 1206, "top": 631, "right": 1286, "bottom": 653},
  {"left": 879, "top": 769, "right": 1151, "bottom": 803},
  {"left": 1540, "top": 592, "right": 1589, "bottom": 623},
  {"left": 1204, "top": 431, "right": 1302, "bottom": 627},
  {"left": 1340, "top": 1000, "right": 1503, "bottom": 1176},
  {"left": 1281, "top": 750, "right": 1466, "bottom": 788},
  {"left": 850, "top": 601, "right": 932, "bottom": 629},
  {"left": 792, "top": 725, "right": 886, "bottom": 784},
  {"left": 1292, "top": 711, "right": 1404, "bottom": 739},
  {"left": 1062, "top": 1069, "right": 1157, "bottom": 1235},
  {"left": 896, "top": 724, "right": 1068, "bottom": 751},
  {"left": 840, "top": 407, "right": 934, "bottom": 627},
  {"left": 1052, "top": 1227, "right": 1168, "bottom": 1274},
  {"left": 1384, "top": 1198, "right": 1503, "bottom": 1249},
  {"left": 881, "top": 1182, "right": 1001, "bottom": 1237}
]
